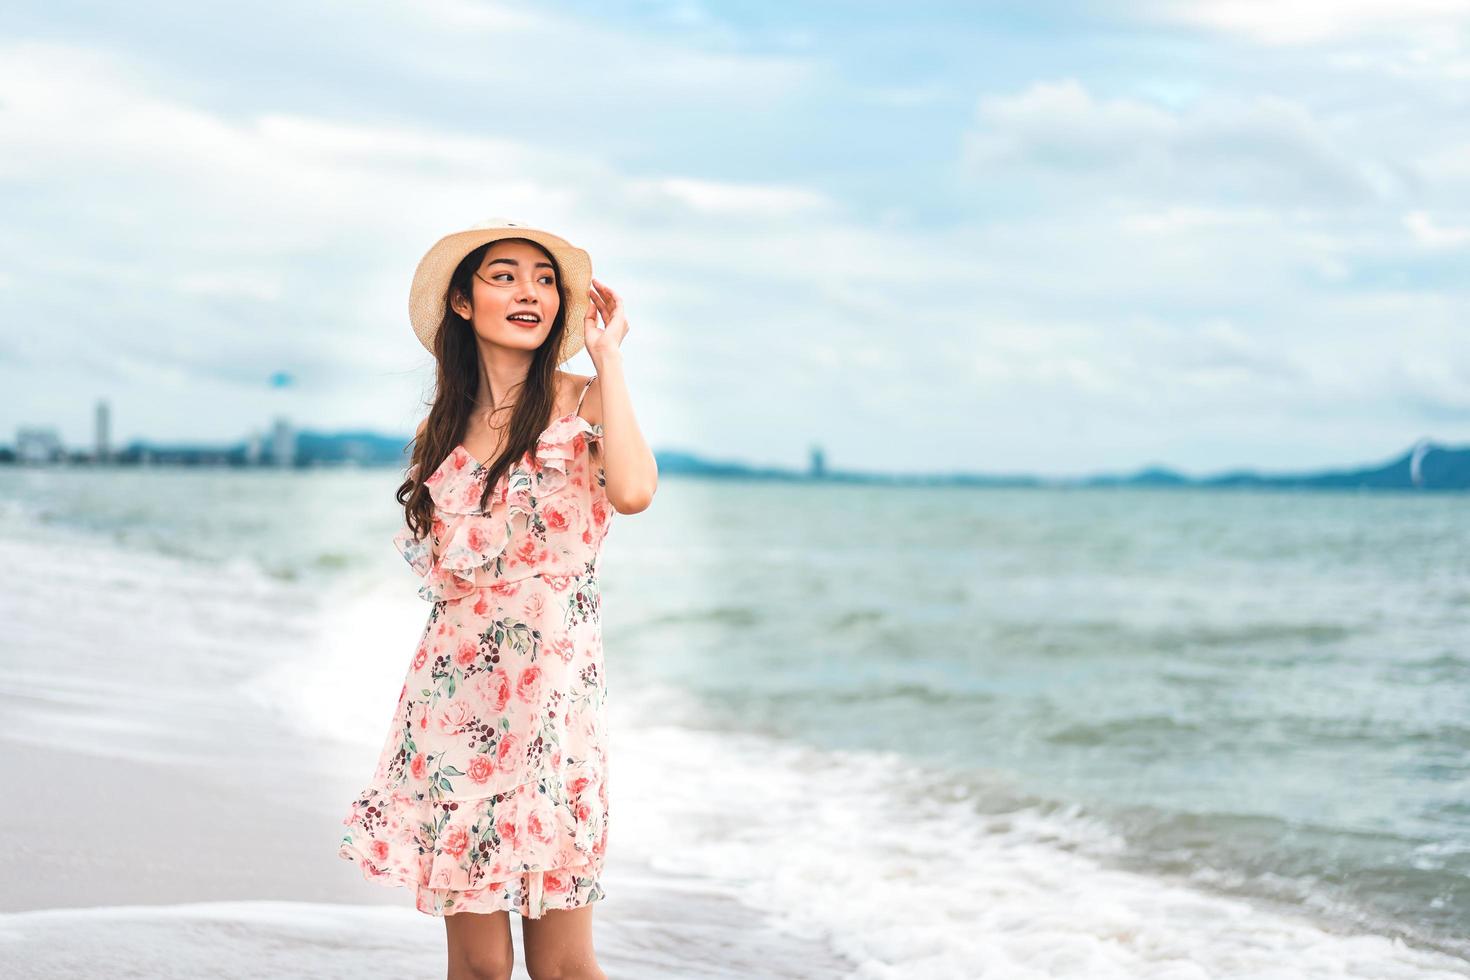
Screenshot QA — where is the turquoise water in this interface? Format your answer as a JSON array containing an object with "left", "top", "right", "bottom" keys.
[
  {"left": 4, "top": 466, "right": 1467, "bottom": 964},
  {"left": 623, "top": 481, "right": 1470, "bottom": 955}
]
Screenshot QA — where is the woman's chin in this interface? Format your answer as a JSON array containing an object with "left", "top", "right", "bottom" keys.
[{"left": 473, "top": 327, "right": 549, "bottom": 351}]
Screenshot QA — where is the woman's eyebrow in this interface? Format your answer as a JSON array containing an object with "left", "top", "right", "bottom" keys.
[{"left": 486, "top": 258, "right": 554, "bottom": 270}]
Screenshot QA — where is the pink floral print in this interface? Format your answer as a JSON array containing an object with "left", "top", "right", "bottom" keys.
[{"left": 339, "top": 406, "right": 614, "bottom": 918}]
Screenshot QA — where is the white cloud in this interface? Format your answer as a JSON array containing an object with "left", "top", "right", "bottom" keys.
[
  {"left": 627, "top": 176, "right": 836, "bottom": 217},
  {"left": 173, "top": 272, "right": 285, "bottom": 302},
  {"left": 966, "top": 78, "right": 1175, "bottom": 171},
  {"left": 1403, "top": 210, "right": 1470, "bottom": 248},
  {"left": 1118, "top": 206, "right": 1276, "bottom": 235},
  {"left": 1145, "top": 0, "right": 1470, "bottom": 45},
  {"left": 389, "top": 0, "right": 820, "bottom": 101},
  {"left": 968, "top": 315, "right": 1303, "bottom": 412},
  {"left": 1392, "top": 348, "right": 1470, "bottom": 413},
  {"left": 410, "top": 0, "right": 553, "bottom": 32},
  {"left": 963, "top": 78, "right": 1398, "bottom": 207}
]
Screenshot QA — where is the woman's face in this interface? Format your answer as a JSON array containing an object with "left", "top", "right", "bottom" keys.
[{"left": 455, "top": 239, "right": 563, "bottom": 351}]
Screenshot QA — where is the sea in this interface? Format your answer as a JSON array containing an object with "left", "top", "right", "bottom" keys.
[{"left": 0, "top": 463, "right": 1466, "bottom": 979}]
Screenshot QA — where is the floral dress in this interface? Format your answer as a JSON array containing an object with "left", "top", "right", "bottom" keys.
[{"left": 339, "top": 377, "right": 614, "bottom": 918}]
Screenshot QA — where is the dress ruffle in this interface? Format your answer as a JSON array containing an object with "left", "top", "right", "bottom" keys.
[
  {"left": 393, "top": 414, "right": 604, "bottom": 603},
  {"left": 339, "top": 762, "right": 609, "bottom": 917}
]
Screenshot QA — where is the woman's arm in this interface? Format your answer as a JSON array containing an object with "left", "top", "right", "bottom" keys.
[{"left": 583, "top": 278, "right": 657, "bottom": 514}]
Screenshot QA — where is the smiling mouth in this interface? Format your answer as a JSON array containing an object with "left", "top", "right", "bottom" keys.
[{"left": 506, "top": 315, "right": 541, "bottom": 327}]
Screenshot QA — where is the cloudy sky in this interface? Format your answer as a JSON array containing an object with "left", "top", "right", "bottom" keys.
[{"left": 2, "top": 0, "right": 1468, "bottom": 477}]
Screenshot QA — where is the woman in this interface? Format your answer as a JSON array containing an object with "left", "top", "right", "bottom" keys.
[{"left": 338, "top": 218, "right": 657, "bottom": 980}]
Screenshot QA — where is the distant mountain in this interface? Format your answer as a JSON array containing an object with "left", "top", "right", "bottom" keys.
[
  {"left": 10, "top": 431, "right": 1466, "bottom": 491},
  {"left": 291, "top": 430, "right": 411, "bottom": 465},
  {"left": 653, "top": 450, "right": 792, "bottom": 478},
  {"left": 1085, "top": 465, "right": 1191, "bottom": 487},
  {"left": 1091, "top": 440, "right": 1468, "bottom": 491},
  {"left": 654, "top": 440, "right": 1470, "bottom": 491}
]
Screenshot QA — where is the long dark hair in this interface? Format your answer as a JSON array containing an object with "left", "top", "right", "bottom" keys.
[{"left": 397, "top": 238, "right": 575, "bottom": 541}]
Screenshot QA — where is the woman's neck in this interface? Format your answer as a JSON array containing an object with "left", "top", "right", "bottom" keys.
[{"left": 473, "top": 345, "right": 538, "bottom": 414}]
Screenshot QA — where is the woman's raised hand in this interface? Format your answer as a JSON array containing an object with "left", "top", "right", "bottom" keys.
[{"left": 583, "top": 277, "right": 628, "bottom": 362}]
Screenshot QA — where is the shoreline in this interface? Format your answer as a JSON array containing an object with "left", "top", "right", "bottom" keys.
[{"left": 0, "top": 734, "right": 857, "bottom": 978}]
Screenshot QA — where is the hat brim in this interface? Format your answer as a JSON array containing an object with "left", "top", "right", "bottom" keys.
[{"left": 408, "top": 224, "right": 592, "bottom": 364}]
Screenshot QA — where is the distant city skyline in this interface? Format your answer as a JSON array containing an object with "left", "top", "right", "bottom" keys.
[
  {"left": 8, "top": 400, "right": 1466, "bottom": 491},
  {"left": 11, "top": 399, "right": 301, "bottom": 467},
  {"left": 2, "top": 2, "right": 1468, "bottom": 476}
]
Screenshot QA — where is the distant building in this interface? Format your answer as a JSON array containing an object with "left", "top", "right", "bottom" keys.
[
  {"left": 270, "top": 417, "right": 296, "bottom": 467},
  {"left": 95, "top": 400, "right": 111, "bottom": 463},
  {"left": 16, "top": 427, "right": 63, "bottom": 464},
  {"left": 245, "top": 431, "right": 264, "bottom": 466},
  {"left": 810, "top": 445, "right": 826, "bottom": 478}
]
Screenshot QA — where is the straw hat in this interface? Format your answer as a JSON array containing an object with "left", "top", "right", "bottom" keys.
[{"left": 408, "top": 218, "right": 593, "bottom": 364}]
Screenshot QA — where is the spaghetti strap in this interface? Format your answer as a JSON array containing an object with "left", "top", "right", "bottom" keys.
[{"left": 576, "top": 376, "right": 596, "bottom": 413}]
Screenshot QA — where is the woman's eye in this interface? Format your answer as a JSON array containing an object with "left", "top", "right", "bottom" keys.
[{"left": 490, "top": 273, "right": 555, "bottom": 285}]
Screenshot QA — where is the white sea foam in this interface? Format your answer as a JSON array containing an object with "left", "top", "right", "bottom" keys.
[
  {"left": 597, "top": 690, "right": 1470, "bottom": 979},
  {"left": 276, "top": 598, "right": 1470, "bottom": 979},
  {"left": 0, "top": 525, "right": 315, "bottom": 767}
]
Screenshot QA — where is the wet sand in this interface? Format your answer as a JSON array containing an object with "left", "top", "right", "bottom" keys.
[{"left": 0, "top": 725, "right": 856, "bottom": 979}]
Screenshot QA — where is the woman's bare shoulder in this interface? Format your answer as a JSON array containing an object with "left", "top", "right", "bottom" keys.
[{"left": 561, "top": 371, "right": 601, "bottom": 425}]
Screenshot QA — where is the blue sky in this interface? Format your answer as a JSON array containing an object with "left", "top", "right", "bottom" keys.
[{"left": 2, "top": 1, "right": 1468, "bottom": 476}]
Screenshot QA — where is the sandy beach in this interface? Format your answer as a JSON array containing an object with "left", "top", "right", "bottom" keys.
[{"left": 0, "top": 727, "right": 856, "bottom": 979}]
